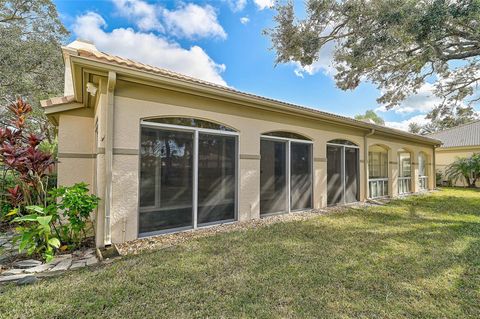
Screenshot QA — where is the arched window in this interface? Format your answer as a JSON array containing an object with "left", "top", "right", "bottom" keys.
[
  {"left": 368, "top": 145, "right": 389, "bottom": 198},
  {"left": 418, "top": 152, "right": 428, "bottom": 190},
  {"left": 144, "top": 117, "right": 236, "bottom": 132},
  {"left": 263, "top": 131, "right": 311, "bottom": 140},
  {"left": 398, "top": 149, "right": 412, "bottom": 194},
  {"left": 327, "top": 139, "right": 358, "bottom": 146},
  {"left": 139, "top": 117, "right": 238, "bottom": 236},
  {"left": 326, "top": 139, "right": 359, "bottom": 205}
]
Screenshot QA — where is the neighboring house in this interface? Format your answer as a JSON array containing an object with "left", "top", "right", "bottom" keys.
[
  {"left": 41, "top": 40, "right": 441, "bottom": 248},
  {"left": 428, "top": 120, "right": 480, "bottom": 187}
]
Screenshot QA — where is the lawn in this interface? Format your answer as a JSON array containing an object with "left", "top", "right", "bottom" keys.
[{"left": 0, "top": 188, "right": 479, "bottom": 318}]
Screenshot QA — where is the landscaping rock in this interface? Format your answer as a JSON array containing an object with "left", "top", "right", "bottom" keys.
[
  {"left": 25, "top": 263, "right": 54, "bottom": 274},
  {"left": 0, "top": 273, "right": 30, "bottom": 283},
  {"left": 70, "top": 261, "right": 86, "bottom": 269},
  {"left": 85, "top": 256, "right": 98, "bottom": 266},
  {"left": 13, "top": 259, "right": 42, "bottom": 269},
  {"left": 17, "top": 275, "right": 38, "bottom": 285},
  {"left": 50, "top": 258, "right": 72, "bottom": 272},
  {"left": 2, "top": 269, "right": 24, "bottom": 276}
]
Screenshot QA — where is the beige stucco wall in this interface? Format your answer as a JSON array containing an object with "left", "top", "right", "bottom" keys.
[
  {"left": 55, "top": 78, "right": 437, "bottom": 246},
  {"left": 57, "top": 111, "right": 95, "bottom": 189},
  {"left": 435, "top": 147, "right": 480, "bottom": 187}
]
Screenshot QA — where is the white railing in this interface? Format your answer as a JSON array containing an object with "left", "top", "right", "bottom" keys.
[
  {"left": 398, "top": 177, "right": 411, "bottom": 194},
  {"left": 369, "top": 178, "right": 388, "bottom": 198},
  {"left": 419, "top": 176, "right": 428, "bottom": 191}
]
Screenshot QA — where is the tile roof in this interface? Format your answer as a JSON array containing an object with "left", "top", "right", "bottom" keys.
[
  {"left": 428, "top": 120, "right": 480, "bottom": 148},
  {"left": 40, "top": 95, "right": 75, "bottom": 108},
  {"left": 46, "top": 42, "right": 441, "bottom": 145}
]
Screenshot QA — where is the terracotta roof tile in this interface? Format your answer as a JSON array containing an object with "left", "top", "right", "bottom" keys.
[{"left": 64, "top": 47, "right": 441, "bottom": 145}]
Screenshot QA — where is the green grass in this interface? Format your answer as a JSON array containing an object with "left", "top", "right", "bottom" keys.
[{"left": 1, "top": 188, "right": 479, "bottom": 318}]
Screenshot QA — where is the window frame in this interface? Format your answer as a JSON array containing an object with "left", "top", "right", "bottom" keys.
[
  {"left": 260, "top": 134, "right": 314, "bottom": 216},
  {"left": 138, "top": 119, "right": 239, "bottom": 238}
]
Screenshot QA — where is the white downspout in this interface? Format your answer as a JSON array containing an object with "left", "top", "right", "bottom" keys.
[
  {"left": 364, "top": 129, "right": 375, "bottom": 201},
  {"left": 104, "top": 71, "right": 116, "bottom": 246}
]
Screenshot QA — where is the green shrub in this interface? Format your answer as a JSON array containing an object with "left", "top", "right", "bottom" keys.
[
  {"left": 12, "top": 206, "right": 61, "bottom": 262},
  {"left": 50, "top": 183, "right": 100, "bottom": 248}
]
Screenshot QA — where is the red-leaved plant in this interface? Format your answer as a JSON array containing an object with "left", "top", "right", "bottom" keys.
[{"left": 0, "top": 97, "right": 56, "bottom": 214}]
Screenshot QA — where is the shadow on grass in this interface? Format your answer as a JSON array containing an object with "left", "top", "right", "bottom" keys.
[{"left": 0, "top": 189, "right": 479, "bottom": 318}]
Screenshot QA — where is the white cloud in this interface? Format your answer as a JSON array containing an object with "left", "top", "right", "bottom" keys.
[
  {"left": 385, "top": 114, "right": 430, "bottom": 132},
  {"left": 375, "top": 83, "right": 441, "bottom": 114},
  {"left": 225, "top": 0, "right": 247, "bottom": 12},
  {"left": 293, "top": 40, "right": 337, "bottom": 77},
  {"left": 240, "top": 16, "right": 250, "bottom": 24},
  {"left": 73, "top": 12, "right": 227, "bottom": 86},
  {"left": 112, "top": 0, "right": 162, "bottom": 32},
  {"left": 254, "top": 0, "right": 274, "bottom": 10},
  {"left": 162, "top": 4, "right": 227, "bottom": 39},
  {"left": 111, "top": 0, "right": 226, "bottom": 40}
]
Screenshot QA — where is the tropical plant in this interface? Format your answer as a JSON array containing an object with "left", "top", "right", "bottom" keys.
[
  {"left": 445, "top": 153, "right": 480, "bottom": 188},
  {"left": 49, "top": 183, "right": 100, "bottom": 248},
  {"left": 0, "top": 97, "right": 56, "bottom": 215},
  {"left": 267, "top": 0, "right": 480, "bottom": 132},
  {"left": 12, "top": 205, "right": 60, "bottom": 262}
]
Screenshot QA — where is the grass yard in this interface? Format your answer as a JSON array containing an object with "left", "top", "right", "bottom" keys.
[{"left": 0, "top": 188, "right": 479, "bottom": 318}]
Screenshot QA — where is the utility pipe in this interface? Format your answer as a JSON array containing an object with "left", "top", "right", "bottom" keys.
[{"left": 104, "top": 71, "right": 116, "bottom": 246}]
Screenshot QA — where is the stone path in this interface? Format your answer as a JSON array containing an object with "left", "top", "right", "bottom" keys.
[{"left": 1, "top": 233, "right": 99, "bottom": 285}]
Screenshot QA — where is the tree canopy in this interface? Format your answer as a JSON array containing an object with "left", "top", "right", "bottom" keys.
[
  {"left": 267, "top": 0, "right": 480, "bottom": 132},
  {"left": 0, "top": 0, "right": 68, "bottom": 141},
  {"left": 354, "top": 110, "right": 385, "bottom": 125}
]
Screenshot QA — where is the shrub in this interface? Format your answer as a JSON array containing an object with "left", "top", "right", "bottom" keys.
[
  {"left": 50, "top": 183, "right": 100, "bottom": 248},
  {"left": 446, "top": 153, "right": 480, "bottom": 188},
  {"left": 13, "top": 206, "right": 60, "bottom": 262}
]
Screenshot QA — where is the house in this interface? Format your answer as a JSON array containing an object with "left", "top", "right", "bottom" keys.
[
  {"left": 41, "top": 40, "right": 441, "bottom": 248},
  {"left": 428, "top": 120, "right": 480, "bottom": 186}
]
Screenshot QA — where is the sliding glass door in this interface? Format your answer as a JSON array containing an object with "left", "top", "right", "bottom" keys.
[
  {"left": 139, "top": 128, "right": 194, "bottom": 234},
  {"left": 260, "top": 139, "right": 287, "bottom": 215},
  {"left": 291, "top": 142, "right": 313, "bottom": 211},
  {"left": 139, "top": 118, "right": 237, "bottom": 236},
  {"left": 327, "top": 140, "right": 359, "bottom": 206},
  {"left": 197, "top": 133, "right": 236, "bottom": 225},
  {"left": 260, "top": 133, "right": 312, "bottom": 216}
]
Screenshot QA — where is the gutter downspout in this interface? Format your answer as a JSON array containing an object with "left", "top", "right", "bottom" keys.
[
  {"left": 104, "top": 71, "right": 116, "bottom": 246},
  {"left": 364, "top": 129, "right": 375, "bottom": 201}
]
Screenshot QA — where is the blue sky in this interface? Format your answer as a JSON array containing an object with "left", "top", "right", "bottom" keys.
[{"left": 53, "top": 0, "right": 461, "bottom": 130}]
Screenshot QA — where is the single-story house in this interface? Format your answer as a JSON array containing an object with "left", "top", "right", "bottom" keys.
[
  {"left": 41, "top": 40, "right": 441, "bottom": 248},
  {"left": 428, "top": 120, "right": 480, "bottom": 187}
]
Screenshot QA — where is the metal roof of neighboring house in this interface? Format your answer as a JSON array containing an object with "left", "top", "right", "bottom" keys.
[
  {"left": 41, "top": 40, "right": 442, "bottom": 146},
  {"left": 428, "top": 120, "right": 480, "bottom": 148}
]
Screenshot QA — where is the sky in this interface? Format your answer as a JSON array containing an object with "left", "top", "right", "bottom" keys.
[{"left": 53, "top": 0, "right": 473, "bottom": 131}]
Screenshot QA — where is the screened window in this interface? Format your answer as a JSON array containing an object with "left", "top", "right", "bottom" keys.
[
  {"left": 144, "top": 117, "right": 236, "bottom": 132},
  {"left": 368, "top": 147, "right": 388, "bottom": 178},
  {"left": 260, "top": 133, "right": 312, "bottom": 215},
  {"left": 399, "top": 152, "right": 411, "bottom": 177},
  {"left": 418, "top": 153, "right": 427, "bottom": 177},
  {"left": 139, "top": 118, "right": 237, "bottom": 236},
  {"left": 328, "top": 139, "right": 358, "bottom": 146},
  {"left": 262, "top": 131, "right": 311, "bottom": 140}
]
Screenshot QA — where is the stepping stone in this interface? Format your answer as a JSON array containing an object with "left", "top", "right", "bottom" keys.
[
  {"left": 13, "top": 259, "right": 42, "bottom": 269},
  {"left": 17, "top": 275, "right": 37, "bottom": 285},
  {"left": 25, "top": 263, "right": 54, "bottom": 274},
  {"left": 85, "top": 256, "right": 98, "bottom": 266},
  {"left": 50, "top": 258, "right": 72, "bottom": 272},
  {"left": 2, "top": 269, "right": 24, "bottom": 276},
  {"left": 70, "top": 261, "right": 86, "bottom": 269},
  {"left": 0, "top": 274, "right": 30, "bottom": 283}
]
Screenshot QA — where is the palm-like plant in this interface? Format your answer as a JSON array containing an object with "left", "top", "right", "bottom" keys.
[{"left": 445, "top": 154, "right": 480, "bottom": 188}]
